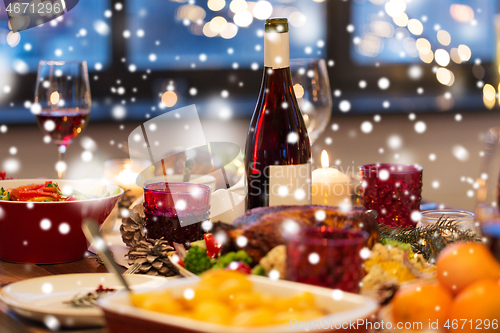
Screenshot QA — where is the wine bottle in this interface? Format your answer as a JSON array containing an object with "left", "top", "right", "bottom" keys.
[{"left": 245, "top": 18, "right": 312, "bottom": 210}]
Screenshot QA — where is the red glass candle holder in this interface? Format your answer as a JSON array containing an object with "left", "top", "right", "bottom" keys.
[
  {"left": 285, "top": 227, "right": 367, "bottom": 293},
  {"left": 360, "top": 164, "right": 422, "bottom": 228},
  {"left": 143, "top": 182, "right": 211, "bottom": 247}
]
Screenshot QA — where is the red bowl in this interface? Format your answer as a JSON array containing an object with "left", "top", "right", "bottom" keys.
[{"left": 0, "top": 179, "right": 123, "bottom": 264}]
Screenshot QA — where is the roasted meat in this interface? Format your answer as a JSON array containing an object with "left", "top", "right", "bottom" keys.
[{"left": 229, "top": 205, "right": 380, "bottom": 263}]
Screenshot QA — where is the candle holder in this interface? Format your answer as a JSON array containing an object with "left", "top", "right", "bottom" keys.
[
  {"left": 104, "top": 159, "right": 153, "bottom": 205},
  {"left": 360, "top": 164, "right": 422, "bottom": 228},
  {"left": 143, "top": 182, "right": 211, "bottom": 247},
  {"left": 285, "top": 227, "right": 367, "bottom": 293},
  {"left": 102, "top": 159, "right": 153, "bottom": 233},
  {"left": 419, "top": 209, "right": 477, "bottom": 232}
]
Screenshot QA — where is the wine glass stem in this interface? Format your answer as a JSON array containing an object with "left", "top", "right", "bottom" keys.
[{"left": 58, "top": 145, "right": 66, "bottom": 179}]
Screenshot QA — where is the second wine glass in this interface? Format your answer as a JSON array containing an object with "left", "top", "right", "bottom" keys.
[
  {"left": 290, "top": 59, "right": 333, "bottom": 145},
  {"left": 34, "top": 60, "right": 92, "bottom": 178}
]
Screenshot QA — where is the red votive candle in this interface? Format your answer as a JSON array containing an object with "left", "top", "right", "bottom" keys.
[
  {"left": 143, "top": 182, "right": 211, "bottom": 247},
  {"left": 360, "top": 164, "right": 423, "bottom": 228},
  {"left": 285, "top": 227, "right": 367, "bottom": 293}
]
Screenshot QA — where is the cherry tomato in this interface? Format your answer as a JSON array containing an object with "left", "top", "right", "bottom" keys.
[{"left": 225, "top": 261, "right": 251, "bottom": 274}]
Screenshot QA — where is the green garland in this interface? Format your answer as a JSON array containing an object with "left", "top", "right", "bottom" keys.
[{"left": 379, "top": 217, "right": 481, "bottom": 262}]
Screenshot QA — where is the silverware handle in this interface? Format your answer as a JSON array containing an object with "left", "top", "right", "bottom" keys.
[{"left": 82, "top": 219, "right": 131, "bottom": 292}]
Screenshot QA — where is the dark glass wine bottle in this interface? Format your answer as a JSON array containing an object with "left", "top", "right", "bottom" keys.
[{"left": 245, "top": 18, "right": 312, "bottom": 210}]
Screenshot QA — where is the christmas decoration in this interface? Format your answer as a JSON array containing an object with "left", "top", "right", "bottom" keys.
[
  {"left": 120, "top": 204, "right": 146, "bottom": 248},
  {"left": 126, "top": 239, "right": 178, "bottom": 277},
  {"left": 379, "top": 217, "right": 480, "bottom": 262},
  {"left": 64, "top": 285, "right": 116, "bottom": 308}
]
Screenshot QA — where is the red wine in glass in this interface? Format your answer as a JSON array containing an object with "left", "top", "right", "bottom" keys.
[
  {"left": 36, "top": 109, "right": 90, "bottom": 146},
  {"left": 34, "top": 60, "right": 91, "bottom": 178}
]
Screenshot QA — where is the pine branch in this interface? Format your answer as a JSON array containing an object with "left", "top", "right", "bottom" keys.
[
  {"left": 379, "top": 217, "right": 481, "bottom": 262},
  {"left": 64, "top": 285, "right": 116, "bottom": 308}
]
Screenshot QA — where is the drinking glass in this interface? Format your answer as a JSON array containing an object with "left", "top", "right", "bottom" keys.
[
  {"left": 143, "top": 182, "right": 211, "bottom": 247},
  {"left": 360, "top": 164, "right": 423, "bottom": 228},
  {"left": 290, "top": 59, "right": 332, "bottom": 144},
  {"left": 482, "top": 220, "right": 500, "bottom": 263},
  {"left": 34, "top": 61, "right": 91, "bottom": 178},
  {"left": 285, "top": 227, "right": 367, "bottom": 293}
]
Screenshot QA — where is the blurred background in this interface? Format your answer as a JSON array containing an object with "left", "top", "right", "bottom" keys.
[{"left": 0, "top": 0, "right": 499, "bottom": 210}]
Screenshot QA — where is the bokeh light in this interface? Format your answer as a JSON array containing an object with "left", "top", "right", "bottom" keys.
[
  {"left": 161, "top": 91, "right": 178, "bottom": 107},
  {"left": 435, "top": 49, "right": 450, "bottom": 67}
]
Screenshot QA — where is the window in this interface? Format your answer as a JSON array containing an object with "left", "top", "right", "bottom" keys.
[
  {"left": 350, "top": 0, "right": 496, "bottom": 65},
  {"left": 126, "top": 0, "right": 326, "bottom": 70},
  {"left": 0, "top": 0, "right": 111, "bottom": 73}
]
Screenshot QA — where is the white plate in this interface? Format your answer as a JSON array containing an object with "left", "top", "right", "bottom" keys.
[{"left": 0, "top": 273, "right": 173, "bottom": 328}]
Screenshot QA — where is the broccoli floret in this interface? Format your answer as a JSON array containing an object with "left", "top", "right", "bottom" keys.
[
  {"left": 251, "top": 265, "right": 266, "bottom": 276},
  {"left": 184, "top": 246, "right": 214, "bottom": 275},
  {"left": 213, "top": 250, "right": 252, "bottom": 269},
  {"left": 0, "top": 191, "right": 9, "bottom": 201},
  {"left": 235, "top": 250, "right": 252, "bottom": 265},
  {"left": 212, "top": 252, "right": 236, "bottom": 269}
]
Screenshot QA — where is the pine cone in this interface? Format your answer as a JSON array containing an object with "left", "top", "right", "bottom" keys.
[
  {"left": 120, "top": 205, "right": 146, "bottom": 248},
  {"left": 127, "top": 239, "right": 179, "bottom": 277}
]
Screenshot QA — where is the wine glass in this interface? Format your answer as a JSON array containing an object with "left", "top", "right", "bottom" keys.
[
  {"left": 34, "top": 61, "right": 91, "bottom": 178},
  {"left": 290, "top": 59, "right": 332, "bottom": 144}
]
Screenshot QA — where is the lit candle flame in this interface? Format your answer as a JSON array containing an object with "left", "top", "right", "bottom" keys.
[{"left": 321, "top": 150, "right": 329, "bottom": 168}]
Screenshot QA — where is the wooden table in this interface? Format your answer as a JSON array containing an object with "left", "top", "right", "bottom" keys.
[{"left": 0, "top": 256, "right": 117, "bottom": 333}]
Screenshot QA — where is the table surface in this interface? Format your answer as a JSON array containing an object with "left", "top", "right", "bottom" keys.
[{"left": 0, "top": 257, "right": 115, "bottom": 333}]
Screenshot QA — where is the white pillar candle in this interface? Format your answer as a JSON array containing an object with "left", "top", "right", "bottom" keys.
[{"left": 312, "top": 150, "right": 351, "bottom": 208}]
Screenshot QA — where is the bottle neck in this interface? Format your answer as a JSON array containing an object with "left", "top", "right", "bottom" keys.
[{"left": 264, "top": 31, "right": 290, "bottom": 69}]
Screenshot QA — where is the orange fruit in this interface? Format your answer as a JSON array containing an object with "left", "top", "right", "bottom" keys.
[
  {"left": 392, "top": 281, "right": 453, "bottom": 325},
  {"left": 449, "top": 279, "right": 500, "bottom": 333},
  {"left": 436, "top": 242, "right": 500, "bottom": 295}
]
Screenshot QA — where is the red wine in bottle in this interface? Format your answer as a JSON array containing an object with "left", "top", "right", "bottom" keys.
[{"left": 245, "top": 18, "right": 312, "bottom": 210}]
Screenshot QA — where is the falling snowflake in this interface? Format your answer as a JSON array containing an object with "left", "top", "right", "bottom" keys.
[
  {"left": 361, "top": 121, "right": 373, "bottom": 133},
  {"left": 236, "top": 236, "right": 248, "bottom": 247},
  {"left": 40, "top": 219, "right": 52, "bottom": 231},
  {"left": 378, "top": 77, "right": 390, "bottom": 90},
  {"left": 411, "top": 211, "right": 422, "bottom": 222},
  {"left": 314, "top": 210, "right": 326, "bottom": 221},
  {"left": 387, "top": 135, "right": 402, "bottom": 149},
  {"left": 287, "top": 132, "right": 299, "bottom": 143},
  {"left": 339, "top": 100, "right": 351, "bottom": 112},
  {"left": 59, "top": 223, "right": 70, "bottom": 235},
  {"left": 378, "top": 169, "right": 389, "bottom": 181},
  {"left": 414, "top": 121, "right": 426, "bottom": 133},
  {"left": 452, "top": 145, "right": 469, "bottom": 161},
  {"left": 308, "top": 252, "right": 320, "bottom": 265}
]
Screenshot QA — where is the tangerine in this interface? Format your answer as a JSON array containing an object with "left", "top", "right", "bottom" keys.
[
  {"left": 436, "top": 242, "right": 500, "bottom": 295},
  {"left": 391, "top": 281, "right": 453, "bottom": 326},
  {"left": 448, "top": 279, "right": 500, "bottom": 333}
]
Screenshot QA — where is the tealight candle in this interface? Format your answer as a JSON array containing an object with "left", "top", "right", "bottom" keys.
[
  {"left": 312, "top": 150, "right": 351, "bottom": 208},
  {"left": 104, "top": 159, "right": 153, "bottom": 199}
]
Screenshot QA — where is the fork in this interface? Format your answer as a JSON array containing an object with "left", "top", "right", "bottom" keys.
[{"left": 123, "top": 262, "right": 141, "bottom": 275}]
